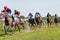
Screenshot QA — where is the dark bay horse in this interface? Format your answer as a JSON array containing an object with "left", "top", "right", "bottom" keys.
[
  {"left": 28, "top": 13, "right": 36, "bottom": 27},
  {"left": 28, "top": 17, "right": 36, "bottom": 27},
  {"left": 35, "top": 12, "right": 42, "bottom": 28}
]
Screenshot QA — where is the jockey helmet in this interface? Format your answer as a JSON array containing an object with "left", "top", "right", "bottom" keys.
[
  {"left": 4, "top": 6, "right": 8, "bottom": 9},
  {"left": 28, "top": 13, "right": 33, "bottom": 17}
]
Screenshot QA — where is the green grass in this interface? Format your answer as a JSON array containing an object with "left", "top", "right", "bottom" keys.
[{"left": 0, "top": 20, "right": 60, "bottom": 40}]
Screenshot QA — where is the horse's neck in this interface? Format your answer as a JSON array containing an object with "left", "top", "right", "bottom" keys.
[
  {"left": 35, "top": 14, "right": 40, "bottom": 18},
  {"left": 5, "top": 17, "right": 9, "bottom": 22},
  {"left": 55, "top": 16, "right": 58, "bottom": 18},
  {"left": 14, "top": 17, "right": 19, "bottom": 21},
  {"left": 48, "top": 16, "right": 51, "bottom": 18},
  {"left": 55, "top": 17, "right": 58, "bottom": 19},
  {"left": 48, "top": 16, "right": 52, "bottom": 21},
  {"left": 5, "top": 16, "right": 11, "bottom": 22}
]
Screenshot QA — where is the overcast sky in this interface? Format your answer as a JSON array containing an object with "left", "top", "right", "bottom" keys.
[{"left": 0, "top": 0, "right": 60, "bottom": 17}]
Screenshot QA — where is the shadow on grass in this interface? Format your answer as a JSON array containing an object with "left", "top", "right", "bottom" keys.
[
  {"left": 0, "top": 33, "right": 13, "bottom": 37},
  {"left": 0, "top": 30, "right": 15, "bottom": 37}
]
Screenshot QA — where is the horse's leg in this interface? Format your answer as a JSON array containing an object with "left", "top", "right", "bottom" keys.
[
  {"left": 14, "top": 24, "right": 17, "bottom": 31},
  {"left": 32, "top": 23, "right": 36, "bottom": 29},
  {"left": 2, "top": 23, "right": 5, "bottom": 31},
  {"left": 34, "top": 22, "right": 37, "bottom": 28},
  {"left": 33, "top": 24, "right": 35, "bottom": 27},
  {"left": 31, "top": 24, "right": 33, "bottom": 29},
  {"left": 29, "top": 23, "right": 30, "bottom": 27},
  {"left": 41, "top": 22, "right": 42, "bottom": 26},
  {"left": 48, "top": 23, "right": 49, "bottom": 27},
  {"left": 21, "top": 23, "right": 25, "bottom": 30},
  {"left": 32, "top": 23, "right": 36, "bottom": 30},
  {"left": 33, "top": 23, "right": 35, "bottom": 27},
  {"left": 7, "top": 25, "right": 10, "bottom": 32},
  {"left": 29, "top": 23, "right": 31, "bottom": 29},
  {"left": 56, "top": 23, "right": 58, "bottom": 27},
  {"left": 31, "top": 24, "right": 33, "bottom": 27},
  {"left": 39, "top": 23, "right": 41, "bottom": 28},
  {"left": 17, "top": 24, "right": 20, "bottom": 32},
  {"left": 40, "top": 22, "right": 43, "bottom": 28},
  {"left": 4, "top": 25, "right": 7, "bottom": 34},
  {"left": 12, "top": 21, "right": 16, "bottom": 31},
  {"left": 37, "top": 24, "right": 39, "bottom": 29},
  {"left": 36, "top": 23, "right": 40, "bottom": 29},
  {"left": 11, "top": 22, "right": 16, "bottom": 33},
  {"left": 3, "top": 22, "right": 7, "bottom": 34},
  {"left": 11, "top": 25, "right": 15, "bottom": 34},
  {"left": 34, "top": 23, "right": 37, "bottom": 28},
  {"left": 48, "top": 23, "right": 51, "bottom": 27},
  {"left": 28, "top": 23, "right": 30, "bottom": 29}
]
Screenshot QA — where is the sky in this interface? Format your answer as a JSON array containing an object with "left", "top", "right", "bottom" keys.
[{"left": 0, "top": 0, "right": 60, "bottom": 17}]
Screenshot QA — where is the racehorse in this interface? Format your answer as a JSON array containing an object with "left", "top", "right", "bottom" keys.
[
  {"left": 28, "top": 13, "right": 36, "bottom": 28},
  {"left": 47, "top": 13, "right": 52, "bottom": 27},
  {"left": 14, "top": 16, "right": 25, "bottom": 30},
  {"left": 28, "top": 16, "right": 36, "bottom": 27},
  {"left": 13, "top": 14, "right": 25, "bottom": 31},
  {"left": 1, "top": 10, "right": 16, "bottom": 34},
  {"left": 35, "top": 12, "right": 42, "bottom": 28},
  {"left": 54, "top": 14, "right": 59, "bottom": 27}
]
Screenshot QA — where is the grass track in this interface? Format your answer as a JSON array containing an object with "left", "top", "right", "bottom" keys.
[{"left": 0, "top": 21, "right": 60, "bottom": 40}]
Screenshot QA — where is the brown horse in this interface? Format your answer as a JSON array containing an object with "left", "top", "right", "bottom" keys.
[
  {"left": 35, "top": 12, "right": 42, "bottom": 28},
  {"left": 47, "top": 13, "right": 52, "bottom": 27},
  {"left": 54, "top": 14, "right": 59, "bottom": 27}
]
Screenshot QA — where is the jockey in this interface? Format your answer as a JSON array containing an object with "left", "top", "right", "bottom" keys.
[
  {"left": 28, "top": 13, "right": 33, "bottom": 19},
  {"left": 3, "top": 6, "right": 12, "bottom": 16},
  {"left": 14, "top": 10, "right": 20, "bottom": 19},
  {"left": 2, "top": 6, "right": 15, "bottom": 22}
]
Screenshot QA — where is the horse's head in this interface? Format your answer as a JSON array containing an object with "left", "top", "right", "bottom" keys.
[
  {"left": 1, "top": 10, "right": 8, "bottom": 17},
  {"left": 35, "top": 12, "right": 41, "bottom": 18},
  {"left": 28, "top": 13, "right": 33, "bottom": 19},
  {"left": 1, "top": 10, "right": 10, "bottom": 22},
  {"left": 1, "top": 10, "right": 6, "bottom": 19}
]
